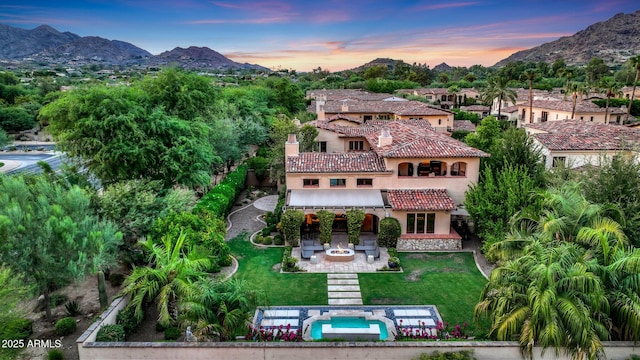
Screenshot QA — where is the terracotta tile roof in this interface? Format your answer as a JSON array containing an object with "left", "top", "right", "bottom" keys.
[
  {"left": 322, "top": 99, "right": 453, "bottom": 116},
  {"left": 524, "top": 120, "right": 640, "bottom": 151},
  {"left": 522, "top": 100, "right": 628, "bottom": 114},
  {"left": 312, "top": 119, "right": 488, "bottom": 158},
  {"left": 306, "top": 89, "right": 395, "bottom": 101},
  {"left": 453, "top": 120, "right": 476, "bottom": 132},
  {"left": 286, "top": 152, "right": 389, "bottom": 173},
  {"left": 367, "top": 122, "right": 488, "bottom": 158},
  {"left": 460, "top": 105, "right": 489, "bottom": 112},
  {"left": 326, "top": 114, "right": 363, "bottom": 124},
  {"left": 388, "top": 189, "right": 456, "bottom": 211}
]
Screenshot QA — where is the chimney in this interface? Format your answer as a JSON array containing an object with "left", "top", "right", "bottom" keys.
[
  {"left": 377, "top": 128, "right": 392, "bottom": 147},
  {"left": 341, "top": 101, "right": 349, "bottom": 113},
  {"left": 285, "top": 133, "right": 299, "bottom": 157},
  {"left": 316, "top": 95, "right": 326, "bottom": 120}
]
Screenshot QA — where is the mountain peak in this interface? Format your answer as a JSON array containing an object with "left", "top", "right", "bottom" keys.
[{"left": 495, "top": 10, "right": 640, "bottom": 67}]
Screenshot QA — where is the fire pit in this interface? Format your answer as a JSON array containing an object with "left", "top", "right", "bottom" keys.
[{"left": 325, "top": 245, "right": 355, "bottom": 262}]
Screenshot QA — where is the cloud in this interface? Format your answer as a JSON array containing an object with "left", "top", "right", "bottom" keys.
[{"left": 412, "top": 2, "right": 480, "bottom": 11}]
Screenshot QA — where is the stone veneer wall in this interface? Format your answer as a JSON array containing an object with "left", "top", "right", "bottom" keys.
[{"left": 397, "top": 238, "right": 462, "bottom": 251}]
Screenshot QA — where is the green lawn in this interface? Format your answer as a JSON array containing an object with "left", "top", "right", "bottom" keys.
[
  {"left": 229, "top": 236, "right": 489, "bottom": 336},
  {"left": 228, "top": 234, "right": 327, "bottom": 305},
  {"left": 359, "top": 252, "right": 488, "bottom": 335}
]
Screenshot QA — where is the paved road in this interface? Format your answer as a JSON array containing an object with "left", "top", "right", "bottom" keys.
[{"left": 0, "top": 153, "right": 64, "bottom": 174}]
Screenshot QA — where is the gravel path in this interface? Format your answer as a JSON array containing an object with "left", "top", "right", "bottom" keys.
[{"left": 462, "top": 235, "right": 495, "bottom": 279}]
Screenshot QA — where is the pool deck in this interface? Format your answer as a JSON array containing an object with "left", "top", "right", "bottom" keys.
[{"left": 252, "top": 305, "right": 442, "bottom": 341}]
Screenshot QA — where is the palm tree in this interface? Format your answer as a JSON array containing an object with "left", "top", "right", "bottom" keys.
[
  {"left": 567, "top": 82, "right": 581, "bottom": 120},
  {"left": 522, "top": 69, "right": 536, "bottom": 124},
  {"left": 476, "top": 241, "right": 609, "bottom": 360},
  {"left": 447, "top": 84, "right": 460, "bottom": 109},
  {"left": 180, "top": 278, "right": 266, "bottom": 341},
  {"left": 120, "top": 232, "right": 212, "bottom": 327},
  {"left": 559, "top": 67, "right": 576, "bottom": 101},
  {"left": 482, "top": 76, "right": 517, "bottom": 121},
  {"left": 625, "top": 55, "right": 640, "bottom": 123},
  {"left": 599, "top": 77, "right": 622, "bottom": 124}
]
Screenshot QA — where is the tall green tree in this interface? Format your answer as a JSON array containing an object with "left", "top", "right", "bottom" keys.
[
  {"left": 0, "top": 175, "right": 122, "bottom": 320},
  {"left": 39, "top": 86, "right": 217, "bottom": 188},
  {"left": 464, "top": 116, "right": 501, "bottom": 153}
]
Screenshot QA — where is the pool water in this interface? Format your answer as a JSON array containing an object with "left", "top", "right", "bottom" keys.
[{"left": 310, "top": 317, "right": 389, "bottom": 340}]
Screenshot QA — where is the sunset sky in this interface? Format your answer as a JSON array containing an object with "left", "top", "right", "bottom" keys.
[{"left": 1, "top": 1, "right": 638, "bottom": 72}]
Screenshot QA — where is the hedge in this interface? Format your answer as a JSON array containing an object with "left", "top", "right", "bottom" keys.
[{"left": 195, "top": 164, "right": 247, "bottom": 218}]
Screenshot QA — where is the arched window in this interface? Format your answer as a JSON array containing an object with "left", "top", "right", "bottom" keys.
[
  {"left": 398, "top": 162, "right": 414, "bottom": 176},
  {"left": 450, "top": 162, "right": 467, "bottom": 176}
]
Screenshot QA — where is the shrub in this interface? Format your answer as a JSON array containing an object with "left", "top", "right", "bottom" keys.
[
  {"left": 47, "top": 349, "right": 64, "bottom": 360},
  {"left": 96, "top": 324, "right": 125, "bottom": 342},
  {"left": 261, "top": 227, "right": 271, "bottom": 236},
  {"left": 116, "top": 306, "right": 142, "bottom": 337},
  {"left": 194, "top": 164, "right": 247, "bottom": 218},
  {"left": 280, "top": 209, "right": 305, "bottom": 247},
  {"left": 64, "top": 300, "right": 81, "bottom": 316},
  {"left": 317, "top": 210, "right": 335, "bottom": 244},
  {"left": 378, "top": 217, "right": 401, "bottom": 248},
  {"left": 164, "top": 326, "right": 181, "bottom": 340},
  {"left": 346, "top": 209, "right": 366, "bottom": 245},
  {"left": 282, "top": 247, "right": 304, "bottom": 272},
  {"left": 262, "top": 236, "right": 273, "bottom": 245},
  {"left": 108, "top": 273, "right": 125, "bottom": 287},
  {"left": 413, "top": 350, "right": 476, "bottom": 360},
  {"left": 3, "top": 318, "right": 32, "bottom": 340},
  {"left": 55, "top": 317, "right": 77, "bottom": 336},
  {"left": 273, "top": 234, "right": 284, "bottom": 245}
]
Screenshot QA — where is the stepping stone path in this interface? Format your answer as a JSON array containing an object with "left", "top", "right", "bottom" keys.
[{"left": 327, "top": 273, "right": 362, "bottom": 305}]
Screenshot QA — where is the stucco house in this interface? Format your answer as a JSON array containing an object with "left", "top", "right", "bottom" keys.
[
  {"left": 517, "top": 99, "right": 629, "bottom": 126},
  {"left": 308, "top": 89, "right": 455, "bottom": 133},
  {"left": 524, "top": 120, "right": 640, "bottom": 169},
  {"left": 284, "top": 119, "right": 488, "bottom": 251}
]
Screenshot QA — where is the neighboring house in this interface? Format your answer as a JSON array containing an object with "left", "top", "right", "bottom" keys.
[
  {"left": 452, "top": 120, "right": 476, "bottom": 133},
  {"left": 620, "top": 86, "right": 640, "bottom": 101},
  {"left": 524, "top": 120, "right": 640, "bottom": 169},
  {"left": 459, "top": 105, "right": 489, "bottom": 118},
  {"left": 284, "top": 119, "right": 489, "bottom": 251},
  {"left": 310, "top": 94, "right": 454, "bottom": 133},
  {"left": 490, "top": 88, "right": 560, "bottom": 119},
  {"left": 397, "top": 88, "right": 481, "bottom": 109},
  {"left": 517, "top": 99, "right": 629, "bottom": 126}
]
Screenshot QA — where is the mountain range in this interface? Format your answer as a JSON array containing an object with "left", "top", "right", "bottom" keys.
[
  {"left": 1, "top": 10, "right": 639, "bottom": 72},
  {"left": 0, "top": 24, "right": 267, "bottom": 71},
  {"left": 495, "top": 10, "right": 640, "bottom": 67}
]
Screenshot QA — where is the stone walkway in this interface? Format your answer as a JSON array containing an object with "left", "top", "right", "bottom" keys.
[{"left": 327, "top": 273, "right": 362, "bottom": 305}]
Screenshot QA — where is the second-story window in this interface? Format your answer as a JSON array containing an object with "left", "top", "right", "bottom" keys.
[
  {"left": 303, "top": 179, "right": 319, "bottom": 187},
  {"left": 349, "top": 141, "right": 364, "bottom": 151},
  {"left": 357, "top": 178, "right": 373, "bottom": 187},
  {"left": 315, "top": 141, "right": 327, "bottom": 152},
  {"left": 330, "top": 178, "right": 346, "bottom": 187}
]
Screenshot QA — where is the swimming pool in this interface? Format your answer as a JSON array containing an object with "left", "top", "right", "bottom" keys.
[{"left": 310, "top": 316, "right": 389, "bottom": 340}]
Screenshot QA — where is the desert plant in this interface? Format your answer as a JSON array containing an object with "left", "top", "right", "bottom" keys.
[
  {"left": 47, "top": 349, "right": 64, "bottom": 360},
  {"left": 55, "top": 317, "right": 77, "bottom": 336},
  {"left": 96, "top": 324, "right": 125, "bottom": 342},
  {"left": 64, "top": 300, "right": 81, "bottom": 316},
  {"left": 164, "top": 326, "right": 181, "bottom": 340}
]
